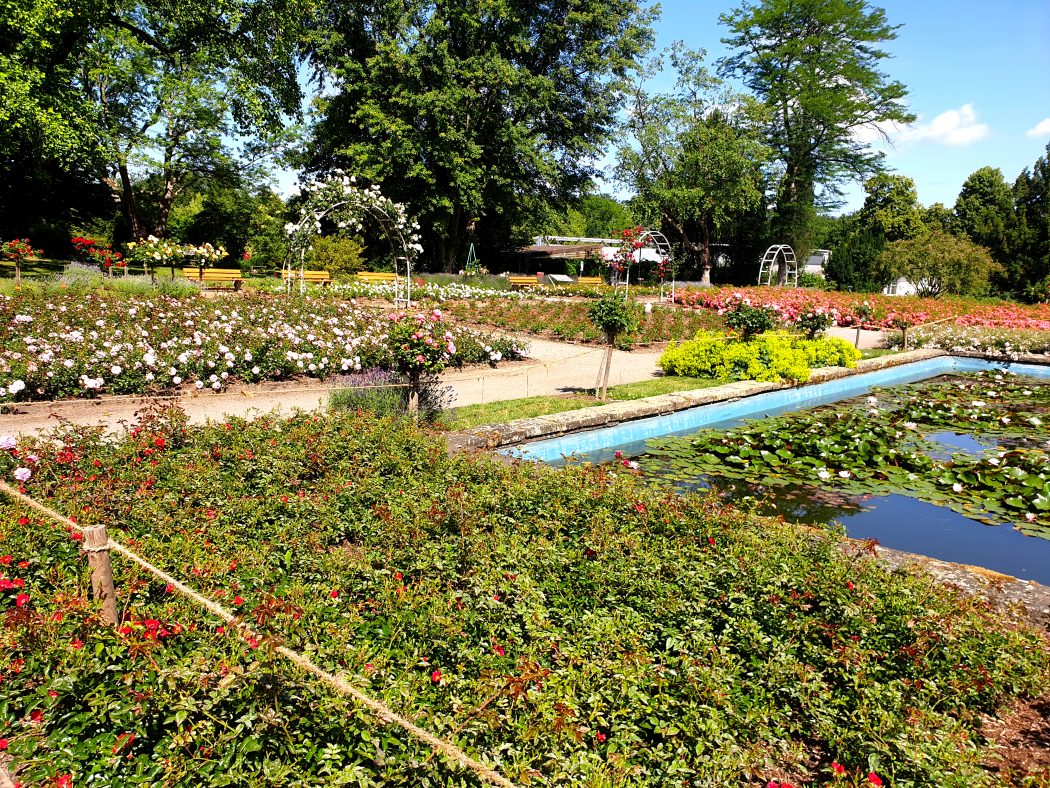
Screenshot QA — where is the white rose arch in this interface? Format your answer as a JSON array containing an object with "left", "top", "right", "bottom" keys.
[{"left": 283, "top": 172, "right": 422, "bottom": 303}]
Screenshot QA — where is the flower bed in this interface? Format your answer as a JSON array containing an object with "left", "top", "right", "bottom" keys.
[
  {"left": 675, "top": 287, "right": 1050, "bottom": 331},
  {"left": 0, "top": 291, "right": 524, "bottom": 402},
  {"left": 0, "top": 409, "right": 1046, "bottom": 785},
  {"left": 442, "top": 299, "right": 724, "bottom": 345}
]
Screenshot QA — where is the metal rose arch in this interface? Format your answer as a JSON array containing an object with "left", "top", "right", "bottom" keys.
[{"left": 283, "top": 172, "right": 423, "bottom": 302}]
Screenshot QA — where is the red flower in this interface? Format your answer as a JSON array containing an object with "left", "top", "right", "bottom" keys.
[
  {"left": 153, "top": 436, "right": 165, "bottom": 449},
  {"left": 431, "top": 669, "right": 442, "bottom": 684},
  {"left": 15, "top": 593, "right": 29, "bottom": 607},
  {"left": 831, "top": 762, "right": 846, "bottom": 775},
  {"left": 70, "top": 532, "right": 83, "bottom": 542},
  {"left": 29, "top": 709, "right": 43, "bottom": 723},
  {"left": 165, "top": 584, "right": 175, "bottom": 593},
  {"left": 53, "top": 775, "right": 72, "bottom": 788},
  {"left": 0, "top": 555, "right": 11, "bottom": 565},
  {"left": 71, "top": 639, "right": 83, "bottom": 649},
  {"left": 0, "top": 738, "right": 7, "bottom": 750},
  {"left": 846, "top": 581, "right": 855, "bottom": 590},
  {"left": 595, "top": 731, "right": 606, "bottom": 743},
  {"left": 868, "top": 774, "right": 883, "bottom": 786},
  {"left": 233, "top": 596, "right": 244, "bottom": 606},
  {"left": 247, "top": 637, "right": 259, "bottom": 649},
  {"left": 329, "top": 589, "right": 339, "bottom": 599},
  {"left": 493, "top": 643, "right": 505, "bottom": 656}
]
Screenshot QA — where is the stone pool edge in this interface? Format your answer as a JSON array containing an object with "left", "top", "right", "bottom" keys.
[{"left": 445, "top": 347, "right": 947, "bottom": 452}]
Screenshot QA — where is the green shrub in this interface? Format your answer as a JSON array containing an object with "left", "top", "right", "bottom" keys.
[
  {"left": 304, "top": 234, "right": 365, "bottom": 277},
  {"left": 659, "top": 331, "right": 860, "bottom": 382},
  {"left": 587, "top": 290, "right": 639, "bottom": 342},
  {"left": 724, "top": 299, "right": 779, "bottom": 339}
]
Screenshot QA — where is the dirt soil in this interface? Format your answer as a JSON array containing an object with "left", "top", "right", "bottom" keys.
[{"left": 981, "top": 691, "right": 1050, "bottom": 784}]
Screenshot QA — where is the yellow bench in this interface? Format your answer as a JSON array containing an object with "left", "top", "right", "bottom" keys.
[
  {"left": 576, "top": 276, "right": 605, "bottom": 287},
  {"left": 355, "top": 271, "right": 399, "bottom": 284},
  {"left": 509, "top": 275, "right": 541, "bottom": 289},
  {"left": 182, "top": 267, "right": 244, "bottom": 291},
  {"left": 282, "top": 269, "right": 332, "bottom": 285}
]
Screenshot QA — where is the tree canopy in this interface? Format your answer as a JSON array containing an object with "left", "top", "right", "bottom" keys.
[
  {"left": 878, "top": 230, "right": 1001, "bottom": 298},
  {"left": 718, "top": 0, "right": 915, "bottom": 253},
  {"left": 617, "top": 46, "right": 769, "bottom": 286},
  {"left": 304, "top": 0, "right": 655, "bottom": 271}
]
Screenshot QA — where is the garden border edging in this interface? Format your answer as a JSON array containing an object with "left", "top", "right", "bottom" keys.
[{"left": 445, "top": 348, "right": 948, "bottom": 452}]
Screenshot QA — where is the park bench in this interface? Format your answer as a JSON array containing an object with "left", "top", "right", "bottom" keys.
[
  {"left": 355, "top": 271, "right": 399, "bottom": 285},
  {"left": 182, "top": 267, "right": 244, "bottom": 291},
  {"left": 508, "top": 275, "right": 542, "bottom": 289},
  {"left": 575, "top": 276, "right": 605, "bottom": 287},
  {"left": 282, "top": 269, "right": 332, "bottom": 285}
]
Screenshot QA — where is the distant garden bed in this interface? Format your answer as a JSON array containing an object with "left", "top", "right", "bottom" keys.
[{"left": 0, "top": 289, "right": 523, "bottom": 403}]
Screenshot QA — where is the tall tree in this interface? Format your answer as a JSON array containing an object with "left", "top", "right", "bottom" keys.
[
  {"left": 305, "top": 0, "right": 655, "bottom": 271},
  {"left": 1011, "top": 143, "right": 1050, "bottom": 295},
  {"left": 617, "top": 46, "right": 769, "bottom": 286},
  {"left": 857, "top": 173, "right": 925, "bottom": 241},
  {"left": 2, "top": 0, "right": 309, "bottom": 240},
  {"left": 78, "top": 0, "right": 309, "bottom": 240},
  {"left": 719, "top": 0, "right": 915, "bottom": 253},
  {"left": 954, "top": 166, "right": 1014, "bottom": 278}
]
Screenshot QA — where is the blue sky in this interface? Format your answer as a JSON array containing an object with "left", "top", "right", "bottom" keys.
[{"left": 628, "top": 0, "right": 1050, "bottom": 214}]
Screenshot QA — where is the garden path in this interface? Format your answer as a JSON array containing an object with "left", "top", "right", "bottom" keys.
[{"left": 0, "top": 338, "right": 665, "bottom": 437}]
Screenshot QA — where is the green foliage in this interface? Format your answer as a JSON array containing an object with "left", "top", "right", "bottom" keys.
[
  {"left": 305, "top": 0, "right": 656, "bottom": 271},
  {"left": 857, "top": 173, "right": 926, "bottom": 241},
  {"left": 878, "top": 230, "right": 1002, "bottom": 298},
  {"left": 587, "top": 292, "right": 640, "bottom": 343},
  {"left": 1009, "top": 143, "right": 1050, "bottom": 294},
  {"left": 794, "top": 306, "right": 835, "bottom": 338},
  {"left": 719, "top": 0, "right": 916, "bottom": 250},
  {"left": 723, "top": 299, "right": 779, "bottom": 339},
  {"left": 643, "top": 371, "right": 1050, "bottom": 539},
  {"left": 618, "top": 46, "right": 769, "bottom": 286},
  {"left": 824, "top": 220, "right": 890, "bottom": 292},
  {"left": 955, "top": 166, "right": 1014, "bottom": 263},
  {"left": 0, "top": 407, "right": 1045, "bottom": 784},
  {"left": 658, "top": 331, "right": 860, "bottom": 382},
  {"left": 796, "top": 271, "right": 831, "bottom": 289},
  {"left": 329, "top": 368, "right": 451, "bottom": 424},
  {"left": 304, "top": 235, "right": 365, "bottom": 277},
  {"left": 386, "top": 309, "right": 455, "bottom": 376}
]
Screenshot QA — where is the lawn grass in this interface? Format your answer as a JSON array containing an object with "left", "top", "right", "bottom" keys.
[{"left": 448, "top": 375, "right": 721, "bottom": 429}]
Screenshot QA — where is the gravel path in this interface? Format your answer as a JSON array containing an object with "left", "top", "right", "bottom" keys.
[{"left": 0, "top": 337, "right": 666, "bottom": 437}]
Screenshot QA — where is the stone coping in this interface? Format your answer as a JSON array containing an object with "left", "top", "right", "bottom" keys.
[{"left": 446, "top": 347, "right": 948, "bottom": 452}]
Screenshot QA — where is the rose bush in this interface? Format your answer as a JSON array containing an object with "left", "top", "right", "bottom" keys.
[
  {"left": 0, "top": 291, "right": 524, "bottom": 401},
  {"left": 0, "top": 408, "right": 1045, "bottom": 785},
  {"left": 675, "top": 286, "right": 1050, "bottom": 332}
]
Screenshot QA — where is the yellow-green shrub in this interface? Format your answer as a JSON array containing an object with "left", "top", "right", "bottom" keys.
[{"left": 659, "top": 331, "right": 860, "bottom": 383}]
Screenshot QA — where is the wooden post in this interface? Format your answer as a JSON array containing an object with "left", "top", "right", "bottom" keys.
[
  {"left": 902, "top": 326, "right": 909, "bottom": 352},
  {"left": 82, "top": 525, "right": 119, "bottom": 627}
]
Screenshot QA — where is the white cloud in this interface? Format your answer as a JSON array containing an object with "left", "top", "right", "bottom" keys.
[
  {"left": 901, "top": 104, "right": 990, "bottom": 146},
  {"left": 1026, "top": 118, "right": 1050, "bottom": 138}
]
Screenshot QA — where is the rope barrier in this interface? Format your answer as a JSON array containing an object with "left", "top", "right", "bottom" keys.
[{"left": 0, "top": 481, "right": 517, "bottom": 788}]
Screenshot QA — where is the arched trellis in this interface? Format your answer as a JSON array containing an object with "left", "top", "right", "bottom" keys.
[
  {"left": 615, "top": 229, "right": 674, "bottom": 301},
  {"left": 757, "top": 244, "right": 798, "bottom": 287},
  {"left": 283, "top": 173, "right": 422, "bottom": 303}
]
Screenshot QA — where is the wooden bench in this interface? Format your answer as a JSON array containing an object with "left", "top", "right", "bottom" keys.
[
  {"left": 282, "top": 269, "right": 332, "bottom": 285},
  {"left": 355, "top": 271, "right": 399, "bottom": 285},
  {"left": 509, "top": 275, "right": 542, "bottom": 289},
  {"left": 182, "top": 267, "right": 244, "bottom": 291},
  {"left": 575, "top": 276, "right": 606, "bottom": 287}
]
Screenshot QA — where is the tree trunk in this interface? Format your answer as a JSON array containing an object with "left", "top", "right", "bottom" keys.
[
  {"left": 117, "top": 160, "right": 144, "bottom": 241},
  {"left": 600, "top": 332, "right": 615, "bottom": 400}
]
